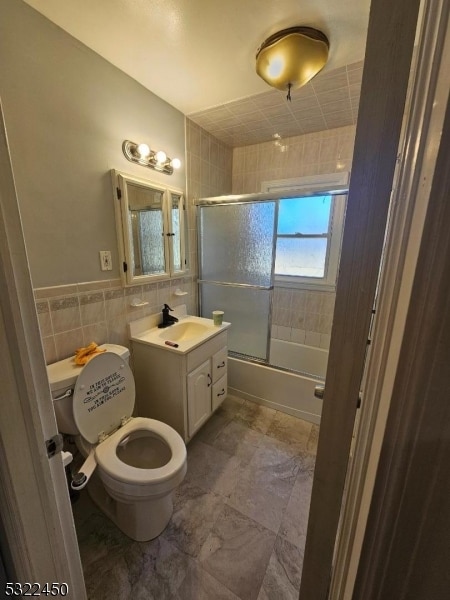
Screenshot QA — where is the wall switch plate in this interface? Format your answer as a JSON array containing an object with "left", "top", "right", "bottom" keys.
[{"left": 99, "top": 250, "right": 112, "bottom": 271}]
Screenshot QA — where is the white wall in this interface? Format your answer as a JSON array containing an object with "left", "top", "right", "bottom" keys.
[{"left": 0, "top": 0, "right": 186, "bottom": 288}]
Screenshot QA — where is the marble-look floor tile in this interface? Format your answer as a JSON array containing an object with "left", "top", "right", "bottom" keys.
[
  {"left": 175, "top": 563, "right": 240, "bottom": 600},
  {"left": 76, "top": 506, "right": 192, "bottom": 599},
  {"left": 279, "top": 457, "right": 315, "bottom": 550},
  {"left": 307, "top": 423, "right": 320, "bottom": 454},
  {"left": 194, "top": 409, "right": 234, "bottom": 445},
  {"left": 84, "top": 551, "right": 133, "bottom": 600},
  {"left": 257, "top": 537, "right": 304, "bottom": 600},
  {"left": 220, "top": 394, "right": 246, "bottom": 416},
  {"left": 162, "top": 481, "right": 225, "bottom": 558},
  {"left": 265, "top": 411, "right": 313, "bottom": 454},
  {"left": 194, "top": 395, "right": 245, "bottom": 444},
  {"left": 227, "top": 444, "right": 299, "bottom": 532},
  {"left": 199, "top": 505, "right": 276, "bottom": 600},
  {"left": 126, "top": 537, "right": 193, "bottom": 599},
  {"left": 75, "top": 509, "right": 133, "bottom": 572},
  {"left": 185, "top": 439, "right": 243, "bottom": 497},
  {"left": 233, "top": 400, "right": 276, "bottom": 434},
  {"left": 212, "top": 419, "right": 264, "bottom": 464}
]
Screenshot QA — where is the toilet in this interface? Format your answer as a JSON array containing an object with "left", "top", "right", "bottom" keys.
[{"left": 47, "top": 344, "right": 187, "bottom": 542}]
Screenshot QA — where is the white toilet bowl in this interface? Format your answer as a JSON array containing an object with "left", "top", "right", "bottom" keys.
[{"left": 47, "top": 344, "right": 187, "bottom": 541}]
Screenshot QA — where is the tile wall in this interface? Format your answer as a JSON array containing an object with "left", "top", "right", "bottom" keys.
[
  {"left": 232, "top": 124, "right": 355, "bottom": 194},
  {"left": 185, "top": 118, "right": 233, "bottom": 279},
  {"left": 272, "top": 287, "right": 335, "bottom": 351},
  {"left": 232, "top": 124, "right": 356, "bottom": 349},
  {"left": 35, "top": 276, "right": 196, "bottom": 364},
  {"left": 35, "top": 120, "right": 233, "bottom": 366}
]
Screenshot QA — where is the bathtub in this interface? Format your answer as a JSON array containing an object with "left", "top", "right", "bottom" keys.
[
  {"left": 228, "top": 340, "right": 328, "bottom": 425},
  {"left": 269, "top": 338, "right": 328, "bottom": 378}
]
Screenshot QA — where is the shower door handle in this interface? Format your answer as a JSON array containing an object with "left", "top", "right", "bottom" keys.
[{"left": 314, "top": 385, "right": 325, "bottom": 399}]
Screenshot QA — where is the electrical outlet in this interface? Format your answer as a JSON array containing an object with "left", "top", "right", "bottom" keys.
[{"left": 99, "top": 251, "right": 112, "bottom": 271}]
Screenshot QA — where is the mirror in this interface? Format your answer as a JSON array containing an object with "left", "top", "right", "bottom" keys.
[{"left": 112, "top": 170, "right": 188, "bottom": 286}]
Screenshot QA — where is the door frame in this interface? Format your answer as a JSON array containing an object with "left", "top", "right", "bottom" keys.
[
  {"left": 299, "top": 0, "right": 423, "bottom": 597},
  {"left": 0, "top": 101, "right": 86, "bottom": 597},
  {"left": 0, "top": 1, "right": 445, "bottom": 598},
  {"left": 330, "top": 1, "right": 450, "bottom": 596}
]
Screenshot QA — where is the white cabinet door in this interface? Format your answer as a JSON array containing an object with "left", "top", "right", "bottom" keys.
[{"left": 187, "top": 359, "right": 212, "bottom": 437}]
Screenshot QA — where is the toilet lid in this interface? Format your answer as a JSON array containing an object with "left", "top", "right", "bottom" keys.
[{"left": 73, "top": 352, "right": 135, "bottom": 444}]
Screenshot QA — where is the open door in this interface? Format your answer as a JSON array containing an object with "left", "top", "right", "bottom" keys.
[
  {"left": 0, "top": 102, "right": 86, "bottom": 597},
  {"left": 299, "top": 0, "right": 422, "bottom": 598}
]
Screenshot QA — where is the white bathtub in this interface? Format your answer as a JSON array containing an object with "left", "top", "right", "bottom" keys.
[
  {"left": 228, "top": 340, "right": 327, "bottom": 425},
  {"left": 269, "top": 338, "right": 328, "bottom": 379}
]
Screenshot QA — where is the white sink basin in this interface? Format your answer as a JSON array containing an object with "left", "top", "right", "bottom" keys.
[
  {"left": 158, "top": 321, "right": 210, "bottom": 342},
  {"left": 129, "top": 315, "right": 230, "bottom": 354}
]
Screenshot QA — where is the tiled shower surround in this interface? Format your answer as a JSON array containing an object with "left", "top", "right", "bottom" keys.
[
  {"left": 272, "top": 287, "right": 335, "bottom": 350},
  {"left": 232, "top": 125, "right": 355, "bottom": 195},
  {"left": 232, "top": 124, "right": 356, "bottom": 350}
]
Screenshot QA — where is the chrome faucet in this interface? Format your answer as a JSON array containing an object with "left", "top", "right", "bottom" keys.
[{"left": 158, "top": 304, "right": 179, "bottom": 328}]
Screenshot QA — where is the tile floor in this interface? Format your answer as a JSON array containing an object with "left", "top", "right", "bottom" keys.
[{"left": 73, "top": 396, "right": 319, "bottom": 600}]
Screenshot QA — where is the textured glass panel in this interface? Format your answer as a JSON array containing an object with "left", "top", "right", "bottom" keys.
[
  {"left": 276, "top": 237, "right": 327, "bottom": 277},
  {"left": 278, "top": 196, "right": 331, "bottom": 234},
  {"left": 200, "top": 283, "right": 271, "bottom": 360},
  {"left": 138, "top": 211, "right": 165, "bottom": 274},
  {"left": 199, "top": 202, "right": 276, "bottom": 287},
  {"left": 171, "top": 196, "right": 181, "bottom": 271}
]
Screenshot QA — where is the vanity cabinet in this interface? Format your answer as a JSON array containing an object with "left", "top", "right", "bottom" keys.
[{"left": 131, "top": 330, "right": 228, "bottom": 442}]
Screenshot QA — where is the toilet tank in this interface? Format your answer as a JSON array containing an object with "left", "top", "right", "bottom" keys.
[{"left": 47, "top": 344, "right": 130, "bottom": 435}]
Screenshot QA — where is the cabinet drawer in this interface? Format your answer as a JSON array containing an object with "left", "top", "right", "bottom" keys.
[
  {"left": 212, "top": 373, "right": 227, "bottom": 411},
  {"left": 212, "top": 346, "right": 227, "bottom": 383},
  {"left": 187, "top": 331, "right": 227, "bottom": 373}
]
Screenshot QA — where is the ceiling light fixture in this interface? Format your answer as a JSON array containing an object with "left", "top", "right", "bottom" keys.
[
  {"left": 255, "top": 26, "right": 329, "bottom": 101},
  {"left": 122, "top": 140, "right": 181, "bottom": 175}
]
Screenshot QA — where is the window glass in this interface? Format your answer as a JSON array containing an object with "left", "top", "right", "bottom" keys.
[
  {"left": 277, "top": 196, "right": 331, "bottom": 234},
  {"left": 275, "top": 195, "right": 332, "bottom": 278},
  {"left": 276, "top": 238, "right": 327, "bottom": 277}
]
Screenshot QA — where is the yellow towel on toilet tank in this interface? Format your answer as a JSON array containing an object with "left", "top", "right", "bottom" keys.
[{"left": 73, "top": 341, "right": 106, "bottom": 365}]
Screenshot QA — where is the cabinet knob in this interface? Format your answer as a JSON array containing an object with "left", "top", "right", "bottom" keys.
[
  {"left": 217, "top": 361, "right": 226, "bottom": 368},
  {"left": 217, "top": 389, "right": 226, "bottom": 397},
  {"left": 207, "top": 373, "right": 212, "bottom": 387}
]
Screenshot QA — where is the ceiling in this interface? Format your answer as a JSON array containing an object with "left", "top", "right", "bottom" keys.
[{"left": 23, "top": 0, "right": 370, "bottom": 146}]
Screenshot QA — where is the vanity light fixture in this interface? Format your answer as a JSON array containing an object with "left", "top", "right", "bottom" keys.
[
  {"left": 255, "top": 26, "right": 329, "bottom": 100},
  {"left": 122, "top": 140, "right": 181, "bottom": 175}
]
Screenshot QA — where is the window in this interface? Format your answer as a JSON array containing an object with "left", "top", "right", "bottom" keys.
[
  {"left": 262, "top": 173, "right": 348, "bottom": 290},
  {"left": 276, "top": 195, "right": 332, "bottom": 278}
]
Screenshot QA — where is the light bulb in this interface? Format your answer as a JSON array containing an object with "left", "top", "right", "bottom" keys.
[
  {"left": 171, "top": 157, "right": 181, "bottom": 169},
  {"left": 155, "top": 150, "right": 167, "bottom": 164},
  {"left": 136, "top": 143, "right": 150, "bottom": 158}
]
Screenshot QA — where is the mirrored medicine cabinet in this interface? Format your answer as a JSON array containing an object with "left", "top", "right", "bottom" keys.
[{"left": 111, "top": 170, "right": 188, "bottom": 286}]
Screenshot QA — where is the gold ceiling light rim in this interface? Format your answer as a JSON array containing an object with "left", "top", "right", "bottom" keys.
[{"left": 255, "top": 26, "right": 330, "bottom": 99}]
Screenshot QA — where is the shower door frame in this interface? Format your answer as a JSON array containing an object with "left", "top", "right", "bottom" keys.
[
  {"left": 197, "top": 197, "right": 278, "bottom": 363},
  {"left": 197, "top": 185, "right": 349, "bottom": 371}
]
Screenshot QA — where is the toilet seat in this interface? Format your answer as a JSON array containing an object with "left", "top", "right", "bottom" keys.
[
  {"left": 95, "top": 416, "right": 187, "bottom": 485},
  {"left": 72, "top": 351, "right": 186, "bottom": 488}
]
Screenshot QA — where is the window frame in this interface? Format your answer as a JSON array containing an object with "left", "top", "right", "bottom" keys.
[{"left": 262, "top": 172, "right": 349, "bottom": 291}]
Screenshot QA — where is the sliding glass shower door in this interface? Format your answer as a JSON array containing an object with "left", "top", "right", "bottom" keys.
[{"left": 198, "top": 201, "right": 277, "bottom": 361}]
